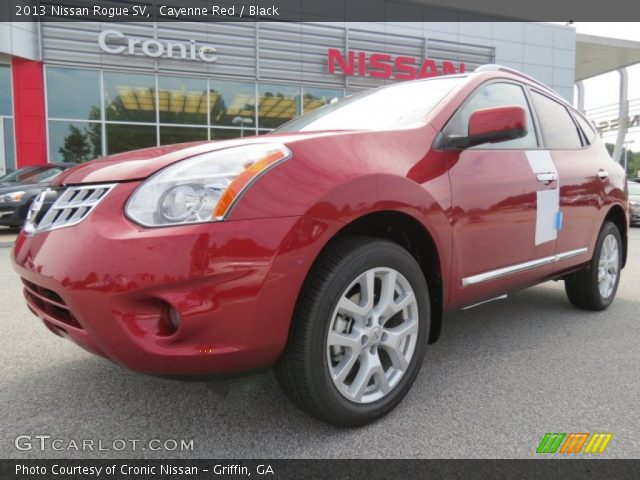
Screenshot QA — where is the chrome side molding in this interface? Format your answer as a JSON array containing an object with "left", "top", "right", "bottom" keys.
[{"left": 461, "top": 247, "right": 588, "bottom": 287}]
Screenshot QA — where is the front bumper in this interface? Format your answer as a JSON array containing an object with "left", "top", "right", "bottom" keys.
[
  {"left": 12, "top": 181, "right": 333, "bottom": 376},
  {"left": 0, "top": 203, "right": 27, "bottom": 227},
  {"left": 630, "top": 205, "right": 640, "bottom": 225}
]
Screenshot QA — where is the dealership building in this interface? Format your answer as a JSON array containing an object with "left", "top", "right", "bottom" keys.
[{"left": 1, "top": 18, "right": 639, "bottom": 175}]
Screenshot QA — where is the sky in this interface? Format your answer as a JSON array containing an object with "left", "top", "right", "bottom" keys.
[{"left": 555, "top": 23, "right": 640, "bottom": 152}]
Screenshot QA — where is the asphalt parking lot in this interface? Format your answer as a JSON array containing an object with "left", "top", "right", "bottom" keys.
[{"left": 1, "top": 228, "right": 638, "bottom": 459}]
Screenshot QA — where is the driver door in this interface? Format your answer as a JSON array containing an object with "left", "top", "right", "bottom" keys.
[{"left": 444, "top": 81, "right": 558, "bottom": 308}]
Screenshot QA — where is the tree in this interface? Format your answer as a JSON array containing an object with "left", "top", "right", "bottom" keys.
[
  {"left": 87, "top": 106, "right": 102, "bottom": 158},
  {"left": 604, "top": 143, "right": 640, "bottom": 177},
  {"left": 58, "top": 125, "right": 91, "bottom": 163}
]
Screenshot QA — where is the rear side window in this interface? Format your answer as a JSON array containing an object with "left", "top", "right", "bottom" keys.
[
  {"left": 573, "top": 112, "right": 596, "bottom": 143},
  {"left": 445, "top": 82, "right": 538, "bottom": 149},
  {"left": 530, "top": 91, "right": 583, "bottom": 149}
]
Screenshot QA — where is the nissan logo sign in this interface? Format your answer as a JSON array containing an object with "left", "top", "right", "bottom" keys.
[{"left": 98, "top": 29, "right": 218, "bottom": 63}]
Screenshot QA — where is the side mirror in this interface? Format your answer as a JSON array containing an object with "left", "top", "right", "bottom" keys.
[{"left": 447, "top": 105, "right": 528, "bottom": 149}]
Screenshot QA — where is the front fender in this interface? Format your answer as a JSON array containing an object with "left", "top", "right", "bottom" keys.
[{"left": 304, "top": 173, "right": 452, "bottom": 277}]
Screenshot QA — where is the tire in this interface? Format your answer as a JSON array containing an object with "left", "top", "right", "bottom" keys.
[
  {"left": 564, "top": 221, "right": 622, "bottom": 311},
  {"left": 275, "top": 236, "right": 430, "bottom": 427}
]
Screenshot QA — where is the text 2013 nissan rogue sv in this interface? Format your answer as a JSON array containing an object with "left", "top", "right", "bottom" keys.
[{"left": 12, "top": 66, "right": 629, "bottom": 426}]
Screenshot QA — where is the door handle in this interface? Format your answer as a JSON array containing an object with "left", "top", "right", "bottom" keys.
[
  {"left": 536, "top": 172, "right": 558, "bottom": 183},
  {"left": 597, "top": 169, "right": 609, "bottom": 180}
]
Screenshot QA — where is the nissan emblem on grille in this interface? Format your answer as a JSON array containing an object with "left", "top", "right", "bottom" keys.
[{"left": 22, "top": 190, "right": 48, "bottom": 235}]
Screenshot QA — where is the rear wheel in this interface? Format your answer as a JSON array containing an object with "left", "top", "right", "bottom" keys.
[
  {"left": 564, "top": 221, "right": 622, "bottom": 311},
  {"left": 275, "top": 236, "right": 430, "bottom": 427}
]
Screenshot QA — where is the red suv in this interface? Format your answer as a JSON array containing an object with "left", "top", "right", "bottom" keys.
[{"left": 12, "top": 66, "right": 628, "bottom": 426}]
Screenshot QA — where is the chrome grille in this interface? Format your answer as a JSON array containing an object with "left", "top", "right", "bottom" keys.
[{"left": 26, "top": 184, "right": 116, "bottom": 234}]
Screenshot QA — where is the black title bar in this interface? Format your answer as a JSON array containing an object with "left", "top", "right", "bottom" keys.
[
  {"left": 2, "top": 459, "right": 640, "bottom": 480},
  {"left": 1, "top": 0, "right": 640, "bottom": 22}
]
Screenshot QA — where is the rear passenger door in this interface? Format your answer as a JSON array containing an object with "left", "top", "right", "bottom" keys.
[{"left": 528, "top": 90, "right": 598, "bottom": 269}]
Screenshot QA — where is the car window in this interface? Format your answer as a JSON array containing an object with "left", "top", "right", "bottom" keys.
[
  {"left": 0, "top": 168, "right": 32, "bottom": 182},
  {"left": 0, "top": 166, "right": 52, "bottom": 183},
  {"left": 37, "top": 168, "right": 64, "bottom": 182},
  {"left": 573, "top": 111, "right": 596, "bottom": 143},
  {"left": 530, "top": 91, "right": 582, "bottom": 149},
  {"left": 445, "top": 82, "right": 538, "bottom": 149}
]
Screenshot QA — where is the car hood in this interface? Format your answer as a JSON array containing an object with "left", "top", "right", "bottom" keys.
[
  {"left": 0, "top": 182, "right": 49, "bottom": 194},
  {"left": 54, "top": 132, "right": 344, "bottom": 185}
]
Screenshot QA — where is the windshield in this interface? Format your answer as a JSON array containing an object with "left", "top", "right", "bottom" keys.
[
  {"left": 37, "top": 168, "right": 64, "bottom": 182},
  {"left": 0, "top": 166, "right": 56, "bottom": 183},
  {"left": 628, "top": 181, "right": 640, "bottom": 195},
  {"left": 274, "top": 76, "right": 465, "bottom": 133}
]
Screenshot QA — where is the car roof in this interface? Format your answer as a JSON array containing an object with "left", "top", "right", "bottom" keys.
[
  {"left": 49, "top": 162, "right": 78, "bottom": 169},
  {"left": 17, "top": 163, "right": 76, "bottom": 169}
]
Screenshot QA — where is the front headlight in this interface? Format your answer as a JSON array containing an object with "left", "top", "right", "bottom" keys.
[
  {"left": 125, "top": 143, "right": 291, "bottom": 227},
  {"left": 0, "top": 191, "right": 25, "bottom": 203},
  {"left": 630, "top": 201, "right": 640, "bottom": 208}
]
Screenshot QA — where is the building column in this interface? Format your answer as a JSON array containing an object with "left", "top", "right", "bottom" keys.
[
  {"left": 12, "top": 57, "right": 47, "bottom": 168},
  {"left": 612, "top": 68, "right": 629, "bottom": 166},
  {"left": 575, "top": 81, "right": 585, "bottom": 113}
]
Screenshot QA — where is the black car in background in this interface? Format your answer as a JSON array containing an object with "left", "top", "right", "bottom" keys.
[
  {"left": 0, "top": 164, "right": 76, "bottom": 228},
  {"left": 629, "top": 179, "right": 640, "bottom": 226}
]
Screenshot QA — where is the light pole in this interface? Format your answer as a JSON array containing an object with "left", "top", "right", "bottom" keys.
[{"left": 232, "top": 116, "right": 254, "bottom": 137}]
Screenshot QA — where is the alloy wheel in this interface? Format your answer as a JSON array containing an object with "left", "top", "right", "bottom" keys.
[
  {"left": 598, "top": 233, "right": 619, "bottom": 299},
  {"left": 326, "top": 267, "right": 419, "bottom": 404}
]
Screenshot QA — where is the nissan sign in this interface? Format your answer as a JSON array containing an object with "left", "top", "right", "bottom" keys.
[
  {"left": 328, "top": 48, "right": 465, "bottom": 79},
  {"left": 98, "top": 29, "right": 218, "bottom": 62},
  {"left": 596, "top": 114, "right": 640, "bottom": 134}
]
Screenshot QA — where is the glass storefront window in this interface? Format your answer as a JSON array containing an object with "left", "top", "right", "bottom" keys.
[
  {"left": 211, "top": 128, "right": 244, "bottom": 141},
  {"left": 160, "top": 126, "right": 208, "bottom": 145},
  {"left": 158, "top": 76, "right": 208, "bottom": 125},
  {"left": 258, "top": 84, "right": 300, "bottom": 129},
  {"left": 345, "top": 89, "right": 366, "bottom": 97},
  {"left": 104, "top": 72, "right": 156, "bottom": 123},
  {"left": 106, "top": 124, "right": 156, "bottom": 154},
  {"left": 0, "top": 65, "right": 12, "bottom": 116},
  {"left": 48, "top": 121, "right": 101, "bottom": 163},
  {"left": 210, "top": 80, "right": 255, "bottom": 128},
  {"left": 37, "top": 68, "right": 358, "bottom": 160},
  {"left": 3, "top": 119, "right": 16, "bottom": 172},
  {"left": 47, "top": 67, "right": 100, "bottom": 120},
  {"left": 302, "top": 87, "right": 342, "bottom": 113}
]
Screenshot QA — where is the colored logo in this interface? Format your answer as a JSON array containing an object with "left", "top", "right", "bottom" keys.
[{"left": 536, "top": 433, "right": 613, "bottom": 454}]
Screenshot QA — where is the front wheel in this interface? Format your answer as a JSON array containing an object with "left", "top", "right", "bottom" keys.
[
  {"left": 564, "top": 221, "right": 622, "bottom": 311},
  {"left": 275, "top": 237, "right": 430, "bottom": 427}
]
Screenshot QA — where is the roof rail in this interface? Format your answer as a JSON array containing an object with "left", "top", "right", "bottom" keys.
[{"left": 474, "top": 64, "right": 556, "bottom": 94}]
